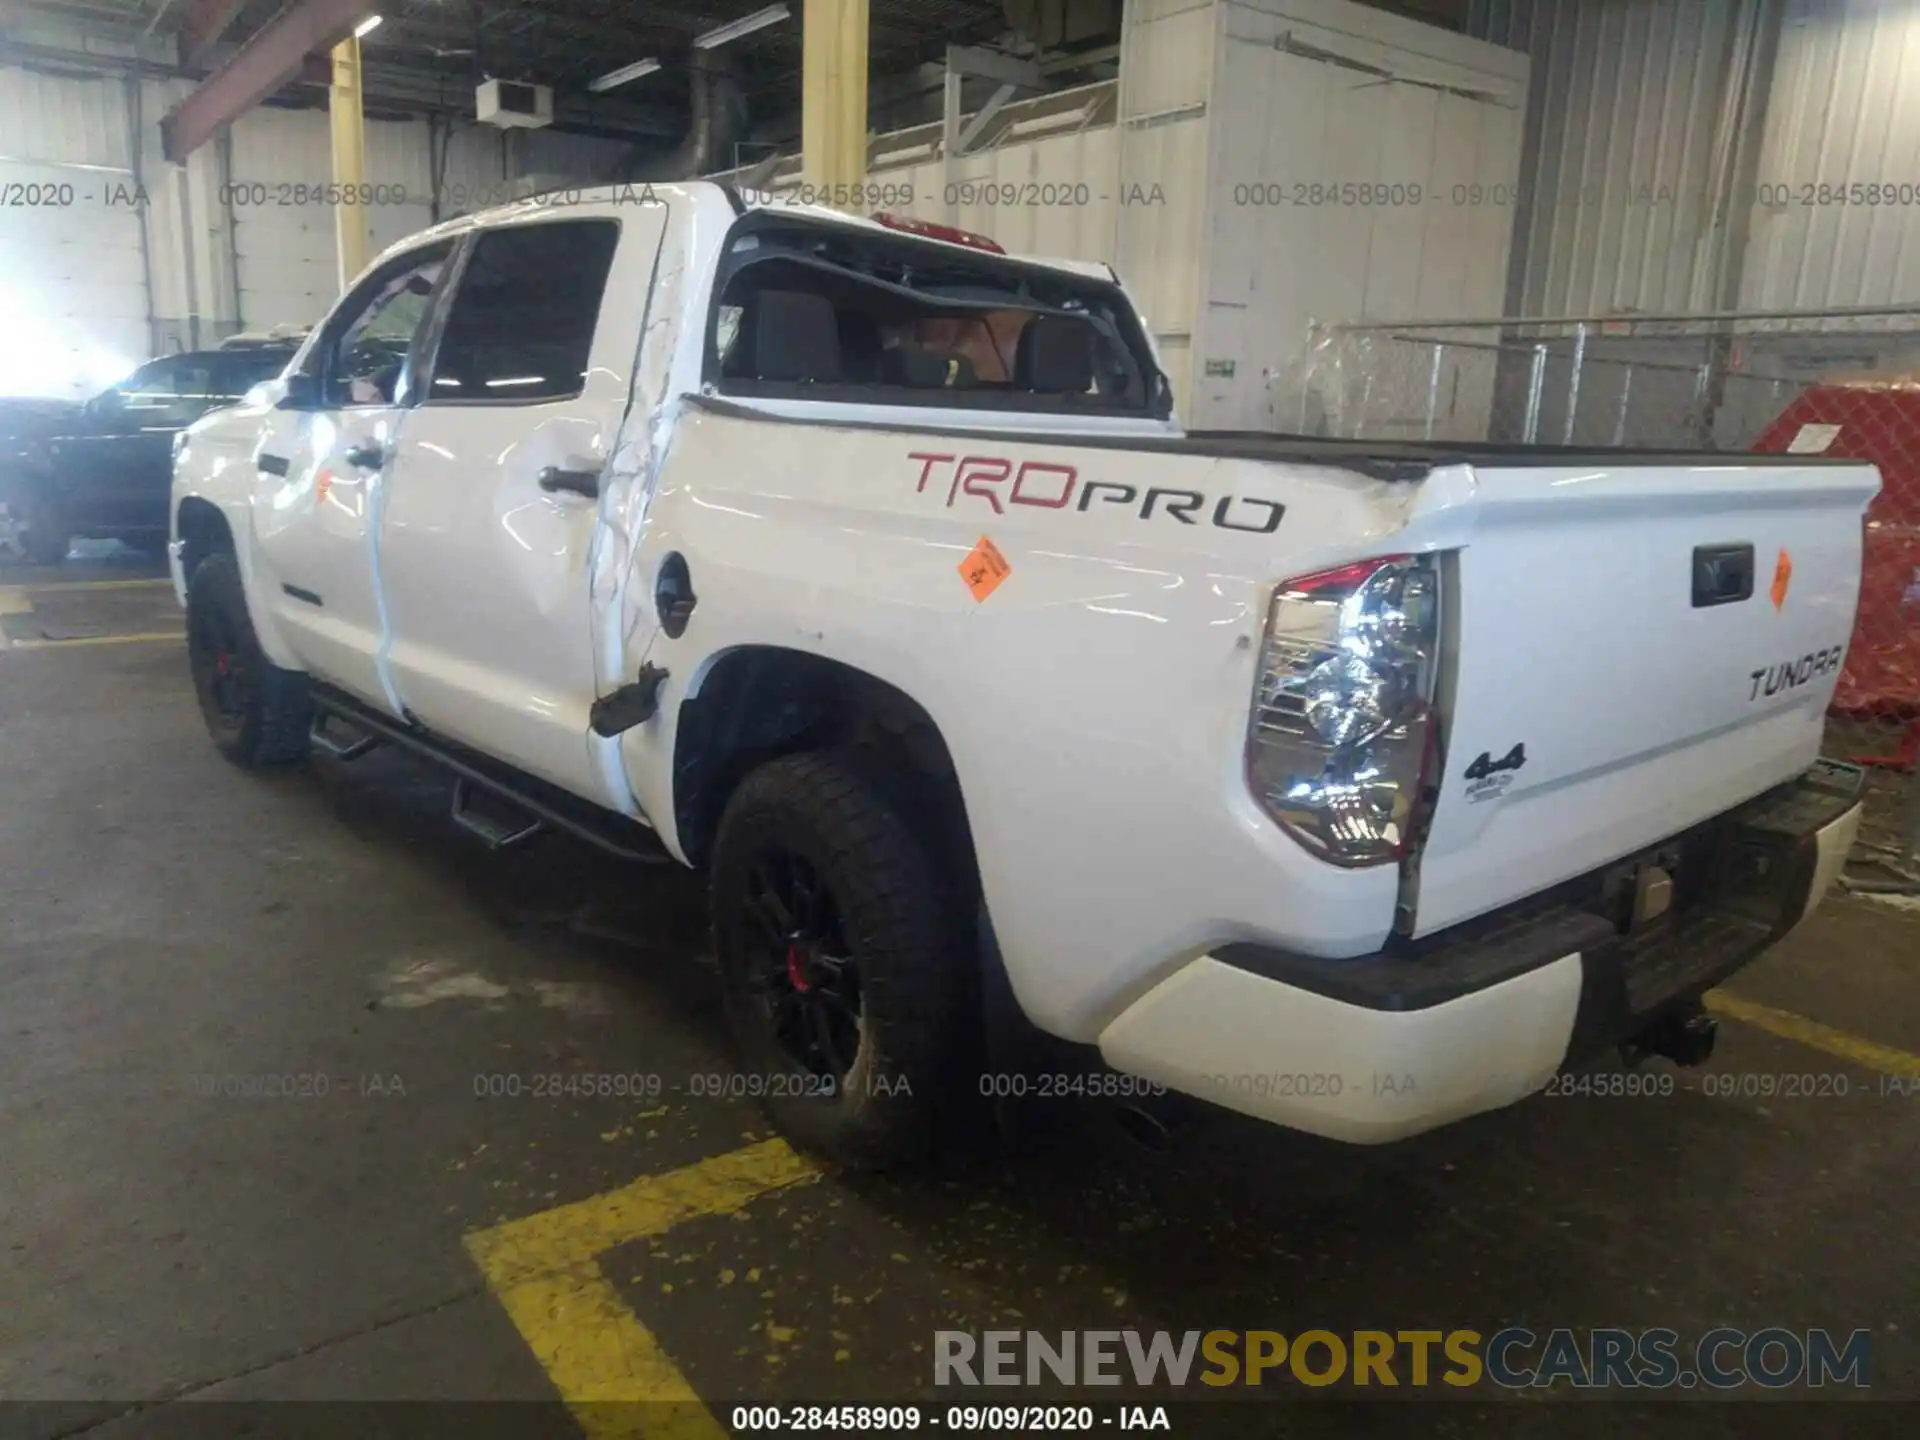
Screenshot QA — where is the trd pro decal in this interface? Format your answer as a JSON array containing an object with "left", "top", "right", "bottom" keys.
[{"left": 908, "top": 452, "right": 1284, "bottom": 534}]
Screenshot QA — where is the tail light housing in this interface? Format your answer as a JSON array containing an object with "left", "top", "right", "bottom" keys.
[{"left": 1246, "top": 554, "right": 1442, "bottom": 866}]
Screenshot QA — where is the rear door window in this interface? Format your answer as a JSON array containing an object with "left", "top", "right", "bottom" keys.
[{"left": 426, "top": 220, "right": 621, "bottom": 403}]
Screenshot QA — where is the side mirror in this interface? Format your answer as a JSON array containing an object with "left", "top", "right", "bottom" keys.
[{"left": 277, "top": 372, "right": 322, "bottom": 411}]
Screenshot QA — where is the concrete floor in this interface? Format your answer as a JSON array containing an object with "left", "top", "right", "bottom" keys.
[{"left": 3, "top": 556, "right": 1918, "bottom": 1438}]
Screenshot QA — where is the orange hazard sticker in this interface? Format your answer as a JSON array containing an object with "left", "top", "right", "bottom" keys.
[
  {"left": 1771, "top": 548, "right": 1793, "bottom": 610},
  {"left": 959, "top": 535, "right": 1011, "bottom": 601}
]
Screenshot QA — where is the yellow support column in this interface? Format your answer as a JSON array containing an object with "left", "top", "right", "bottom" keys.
[
  {"left": 802, "top": 0, "right": 868, "bottom": 205},
  {"left": 329, "top": 34, "right": 368, "bottom": 290}
]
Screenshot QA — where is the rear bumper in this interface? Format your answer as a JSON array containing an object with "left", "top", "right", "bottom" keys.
[{"left": 1097, "top": 762, "right": 1864, "bottom": 1144}]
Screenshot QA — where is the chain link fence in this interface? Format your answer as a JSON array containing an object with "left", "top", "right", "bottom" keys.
[{"left": 1288, "top": 308, "right": 1920, "bottom": 890}]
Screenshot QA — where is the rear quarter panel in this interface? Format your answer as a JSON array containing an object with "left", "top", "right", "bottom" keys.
[{"left": 628, "top": 407, "right": 1417, "bottom": 1039}]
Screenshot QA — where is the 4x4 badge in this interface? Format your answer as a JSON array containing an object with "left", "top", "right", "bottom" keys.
[
  {"left": 1464, "top": 744, "right": 1527, "bottom": 781},
  {"left": 1462, "top": 743, "right": 1526, "bottom": 803}
]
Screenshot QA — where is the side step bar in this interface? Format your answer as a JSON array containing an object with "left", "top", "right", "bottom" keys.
[
  {"left": 450, "top": 777, "right": 543, "bottom": 852},
  {"left": 310, "top": 712, "right": 382, "bottom": 762},
  {"left": 308, "top": 685, "right": 670, "bottom": 865}
]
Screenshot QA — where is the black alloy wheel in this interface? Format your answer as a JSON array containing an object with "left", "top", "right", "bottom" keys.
[
  {"left": 710, "top": 750, "right": 973, "bottom": 1167},
  {"left": 740, "top": 849, "right": 865, "bottom": 1082},
  {"left": 184, "top": 551, "right": 311, "bottom": 766},
  {"left": 189, "top": 584, "right": 254, "bottom": 744}
]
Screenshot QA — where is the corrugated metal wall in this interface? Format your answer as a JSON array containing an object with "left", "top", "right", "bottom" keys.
[
  {"left": 1472, "top": 0, "right": 1920, "bottom": 322},
  {"left": 1470, "top": 0, "right": 1739, "bottom": 317},
  {"left": 1741, "top": 0, "right": 1920, "bottom": 310}
]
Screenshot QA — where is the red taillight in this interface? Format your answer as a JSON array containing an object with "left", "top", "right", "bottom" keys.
[
  {"left": 1278, "top": 555, "right": 1412, "bottom": 598},
  {"left": 869, "top": 211, "right": 1005, "bottom": 254},
  {"left": 1247, "top": 555, "right": 1443, "bottom": 866}
]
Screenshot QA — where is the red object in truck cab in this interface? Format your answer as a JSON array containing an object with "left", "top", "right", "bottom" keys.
[{"left": 1752, "top": 385, "right": 1920, "bottom": 724}]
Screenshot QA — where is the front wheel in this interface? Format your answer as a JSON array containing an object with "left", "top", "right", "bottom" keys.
[
  {"left": 0, "top": 481, "right": 69, "bottom": 566},
  {"left": 710, "top": 751, "right": 974, "bottom": 1168},
  {"left": 186, "top": 551, "right": 312, "bottom": 767}
]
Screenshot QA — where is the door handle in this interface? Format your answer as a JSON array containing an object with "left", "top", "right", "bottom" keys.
[
  {"left": 538, "top": 466, "right": 601, "bottom": 499},
  {"left": 344, "top": 441, "right": 386, "bottom": 470},
  {"left": 1692, "top": 543, "right": 1755, "bottom": 608}
]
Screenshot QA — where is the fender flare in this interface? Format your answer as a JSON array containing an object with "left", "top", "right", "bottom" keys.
[{"left": 173, "top": 490, "right": 303, "bottom": 671}]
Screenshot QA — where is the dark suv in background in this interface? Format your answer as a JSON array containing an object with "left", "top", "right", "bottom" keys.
[{"left": 0, "top": 340, "right": 300, "bottom": 565}]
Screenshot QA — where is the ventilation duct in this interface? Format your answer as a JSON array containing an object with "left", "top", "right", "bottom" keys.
[{"left": 611, "top": 48, "right": 746, "bottom": 181}]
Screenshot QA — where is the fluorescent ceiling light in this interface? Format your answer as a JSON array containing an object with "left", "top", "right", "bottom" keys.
[
  {"left": 589, "top": 56, "right": 662, "bottom": 92},
  {"left": 353, "top": 13, "right": 382, "bottom": 37},
  {"left": 693, "top": 4, "right": 790, "bottom": 50}
]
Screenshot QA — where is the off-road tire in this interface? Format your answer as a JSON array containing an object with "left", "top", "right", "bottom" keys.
[
  {"left": 710, "top": 750, "right": 973, "bottom": 1168},
  {"left": 186, "top": 551, "right": 312, "bottom": 767},
  {"left": 1, "top": 480, "right": 69, "bottom": 566}
]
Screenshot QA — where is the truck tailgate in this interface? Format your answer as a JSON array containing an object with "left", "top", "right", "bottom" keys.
[{"left": 1409, "top": 459, "right": 1878, "bottom": 937}]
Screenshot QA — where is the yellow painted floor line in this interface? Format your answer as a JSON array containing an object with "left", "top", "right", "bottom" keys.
[
  {"left": 1707, "top": 989, "right": 1920, "bottom": 1078},
  {"left": 4, "top": 576, "right": 173, "bottom": 592},
  {"left": 464, "top": 1137, "right": 821, "bottom": 1438},
  {"left": 6, "top": 631, "right": 183, "bottom": 650},
  {"left": 0, "top": 588, "right": 31, "bottom": 617}
]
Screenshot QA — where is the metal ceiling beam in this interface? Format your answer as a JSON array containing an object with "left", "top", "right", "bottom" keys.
[
  {"left": 161, "top": 0, "right": 378, "bottom": 162},
  {"left": 178, "top": 0, "right": 252, "bottom": 63},
  {"left": 945, "top": 43, "right": 1042, "bottom": 90},
  {"left": 142, "top": 0, "right": 183, "bottom": 41}
]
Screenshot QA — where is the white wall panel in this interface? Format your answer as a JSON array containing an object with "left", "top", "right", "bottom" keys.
[
  {"left": 1111, "top": 114, "right": 1210, "bottom": 359},
  {"left": 3, "top": 14, "right": 628, "bottom": 387},
  {"left": 226, "top": 107, "right": 440, "bottom": 330},
  {"left": 139, "top": 78, "right": 242, "bottom": 353},
  {"left": 724, "top": 88, "right": 1129, "bottom": 282},
  {"left": 1190, "top": 0, "right": 1526, "bottom": 427},
  {"left": 712, "top": 0, "right": 1523, "bottom": 424},
  {"left": 929, "top": 127, "right": 1121, "bottom": 266},
  {"left": 0, "top": 62, "right": 147, "bottom": 395},
  {"left": 227, "top": 113, "right": 620, "bottom": 330}
]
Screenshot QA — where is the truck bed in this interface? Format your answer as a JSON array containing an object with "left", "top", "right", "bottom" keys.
[{"left": 688, "top": 395, "right": 1858, "bottom": 481}]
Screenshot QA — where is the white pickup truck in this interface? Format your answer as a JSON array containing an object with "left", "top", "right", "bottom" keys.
[{"left": 172, "top": 181, "right": 1875, "bottom": 1165}]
